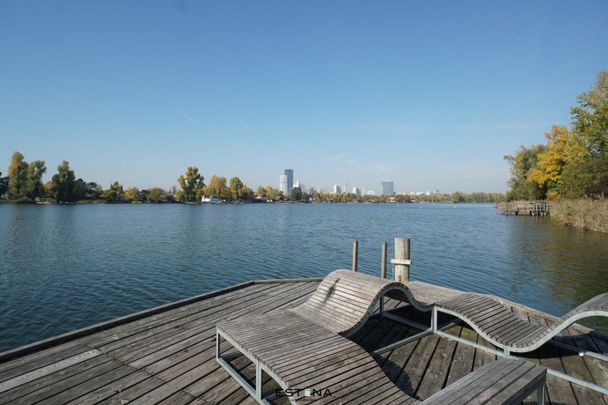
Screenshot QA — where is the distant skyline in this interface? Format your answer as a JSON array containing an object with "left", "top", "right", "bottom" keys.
[{"left": 1, "top": 1, "right": 607, "bottom": 192}]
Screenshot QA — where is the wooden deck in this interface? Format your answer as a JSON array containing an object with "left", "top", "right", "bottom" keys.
[{"left": 0, "top": 279, "right": 607, "bottom": 404}]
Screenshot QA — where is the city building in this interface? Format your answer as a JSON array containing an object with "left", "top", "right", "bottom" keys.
[
  {"left": 352, "top": 187, "right": 361, "bottom": 197},
  {"left": 333, "top": 185, "right": 341, "bottom": 194},
  {"left": 284, "top": 169, "right": 294, "bottom": 194},
  {"left": 365, "top": 190, "right": 375, "bottom": 196},
  {"left": 279, "top": 175, "right": 288, "bottom": 194},
  {"left": 381, "top": 181, "right": 395, "bottom": 196}
]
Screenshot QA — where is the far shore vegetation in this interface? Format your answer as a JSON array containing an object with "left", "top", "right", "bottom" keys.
[
  {"left": 503, "top": 71, "right": 607, "bottom": 232},
  {"left": 0, "top": 157, "right": 504, "bottom": 205}
]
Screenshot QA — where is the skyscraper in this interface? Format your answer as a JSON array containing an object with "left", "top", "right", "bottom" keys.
[
  {"left": 284, "top": 169, "right": 294, "bottom": 194},
  {"left": 333, "top": 185, "right": 341, "bottom": 194},
  {"left": 381, "top": 181, "right": 395, "bottom": 196},
  {"left": 279, "top": 175, "right": 288, "bottom": 194}
]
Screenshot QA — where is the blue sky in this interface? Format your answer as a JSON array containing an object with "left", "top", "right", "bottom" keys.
[{"left": 1, "top": 1, "right": 607, "bottom": 193}]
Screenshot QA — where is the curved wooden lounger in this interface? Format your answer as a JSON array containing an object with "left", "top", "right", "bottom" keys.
[
  {"left": 434, "top": 292, "right": 608, "bottom": 354},
  {"left": 289, "top": 269, "right": 430, "bottom": 336},
  {"left": 216, "top": 270, "right": 546, "bottom": 404}
]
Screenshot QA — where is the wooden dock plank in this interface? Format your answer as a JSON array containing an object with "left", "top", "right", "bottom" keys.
[
  {"left": 103, "top": 283, "right": 319, "bottom": 404},
  {"left": 106, "top": 283, "right": 315, "bottom": 363},
  {"left": 0, "top": 354, "right": 114, "bottom": 405},
  {"left": 444, "top": 326, "right": 476, "bottom": 386},
  {"left": 97, "top": 375, "right": 168, "bottom": 405},
  {"left": 405, "top": 333, "right": 441, "bottom": 395},
  {"left": 557, "top": 332, "right": 608, "bottom": 405},
  {"left": 92, "top": 283, "right": 284, "bottom": 351},
  {"left": 64, "top": 367, "right": 153, "bottom": 405},
  {"left": 513, "top": 309, "right": 551, "bottom": 405},
  {"left": 0, "top": 343, "right": 93, "bottom": 384},
  {"left": 6, "top": 358, "right": 125, "bottom": 403},
  {"left": 0, "top": 349, "right": 102, "bottom": 394},
  {"left": 415, "top": 326, "right": 459, "bottom": 399},
  {"left": 113, "top": 282, "right": 317, "bottom": 365},
  {"left": 0, "top": 278, "right": 606, "bottom": 405}
]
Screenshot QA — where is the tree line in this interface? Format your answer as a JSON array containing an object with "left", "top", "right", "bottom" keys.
[
  {"left": 0, "top": 153, "right": 505, "bottom": 204},
  {"left": 0, "top": 156, "right": 288, "bottom": 204},
  {"left": 0, "top": 156, "right": 252, "bottom": 204},
  {"left": 504, "top": 71, "right": 607, "bottom": 201}
]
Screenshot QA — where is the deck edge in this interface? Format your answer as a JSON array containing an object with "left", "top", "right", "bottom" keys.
[
  {"left": 0, "top": 280, "right": 257, "bottom": 363},
  {"left": 253, "top": 277, "right": 323, "bottom": 283}
]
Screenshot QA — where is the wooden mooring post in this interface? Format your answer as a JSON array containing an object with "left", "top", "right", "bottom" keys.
[
  {"left": 380, "top": 241, "right": 388, "bottom": 279},
  {"left": 352, "top": 240, "right": 359, "bottom": 272},
  {"left": 392, "top": 237, "right": 410, "bottom": 282}
]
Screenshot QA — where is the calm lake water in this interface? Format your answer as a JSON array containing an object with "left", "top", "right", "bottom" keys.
[{"left": 1, "top": 203, "right": 607, "bottom": 352}]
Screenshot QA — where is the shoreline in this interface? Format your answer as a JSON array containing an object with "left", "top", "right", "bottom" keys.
[
  {"left": 497, "top": 199, "right": 608, "bottom": 233},
  {"left": 0, "top": 200, "right": 500, "bottom": 206}
]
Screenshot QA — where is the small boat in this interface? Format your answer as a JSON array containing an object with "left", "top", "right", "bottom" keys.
[{"left": 201, "top": 196, "right": 224, "bottom": 204}]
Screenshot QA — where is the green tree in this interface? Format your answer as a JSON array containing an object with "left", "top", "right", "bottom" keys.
[
  {"left": 85, "top": 182, "right": 103, "bottom": 199},
  {"left": 256, "top": 186, "right": 266, "bottom": 196},
  {"left": 101, "top": 181, "right": 124, "bottom": 202},
  {"left": 124, "top": 187, "right": 140, "bottom": 203},
  {"left": 572, "top": 71, "right": 608, "bottom": 157},
  {"left": 291, "top": 186, "right": 302, "bottom": 201},
  {"left": 229, "top": 177, "right": 244, "bottom": 201},
  {"left": 240, "top": 185, "right": 254, "bottom": 201},
  {"left": 568, "top": 71, "right": 608, "bottom": 196},
  {"left": 71, "top": 178, "right": 88, "bottom": 201},
  {"left": 205, "top": 175, "right": 230, "bottom": 199},
  {"left": 147, "top": 187, "right": 166, "bottom": 203},
  {"left": 51, "top": 161, "right": 76, "bottom": 202},
  {"left": 264, "top": 185, "right": 280, "bottom": 200},
  {"left": 0, "top": 172, "right": 8, "bottom": 197},
  {"left": 177, "top": 166, "right": 205, "bottom": 202},
  {"left": 25, "top": 160, "right": 46, "bottom": 200},
  {"left": 504, "top": 145, "right": 547, "bottom": 200},
  {"left": 559, "top": 158, "right": 608, "bottom": 198},
  {"left": 138, "top": 189, "right": 150, "bottom": 201},
  {"left": 7, "top": 151, "right": 28, "bottom": 199},
  {"left": 451, "top": 192, "right": 464, "bottom": 203}
]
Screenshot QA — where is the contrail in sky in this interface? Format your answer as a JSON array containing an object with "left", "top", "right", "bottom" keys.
[{"left": 173, "top": 107, "right": 196, "bottom": 123}]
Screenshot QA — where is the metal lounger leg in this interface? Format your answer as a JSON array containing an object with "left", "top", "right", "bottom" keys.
[
  {"left": 215, "top": 330, "right": 220, "bottom": 360},
  {"left": 255, "top": 360, "right": 262, "bottom": 400},
  {"left": 216, "top": 328, "right": 269, "bottom": 404},
  {"left": 538, "top": 383, "right": 546, "bottom": 405}
]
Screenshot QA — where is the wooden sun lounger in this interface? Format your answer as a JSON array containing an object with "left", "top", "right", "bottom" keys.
[
  {"left": 216, "top": 270, "right": 546, "bottom": 404},
  {"left": 433, "top": 292, "right": 608, "bottom": 355}
]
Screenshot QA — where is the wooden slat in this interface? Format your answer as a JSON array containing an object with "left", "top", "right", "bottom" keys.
[
  {"left": 102, "top": 282, "right": 319, "bottom": 404},
  {"left": 0, "top": 354, "right": 113, "bottom": 405},
  {"left": 0, "top": 343, "right": 93, "bottom": 384},
  {"left": 5, "top": 359, "right": 125, "bottom": 403},
  {"left": 415, "top": 328, "right": 459, "bottom": 399},
  {"left": 0, "top": 349, "right": 102, "bottom": 394},
  {"left": 2, "top": 277, "right": 606, "bottom": 405},
  {"left": 405, "top": 334, "right": 441, "bottom": 395}
]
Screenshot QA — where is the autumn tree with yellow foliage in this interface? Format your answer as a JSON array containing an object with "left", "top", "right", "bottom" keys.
[
  {"left": 506, "top": 71, "right": 608, "bottom": 201},
  {"left": 527, "top": 126, "right": 588, "bottom": 199}
]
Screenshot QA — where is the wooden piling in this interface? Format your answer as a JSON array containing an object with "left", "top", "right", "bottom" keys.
[
  {"left": 393, "top": 237, "right": 410, "bottom": 282},
  {"left": 380, "top": 241, "right": 388, "bottom": 278},
  {"left": 352, "top": 240, "right": 359, "bottom": 272}
]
